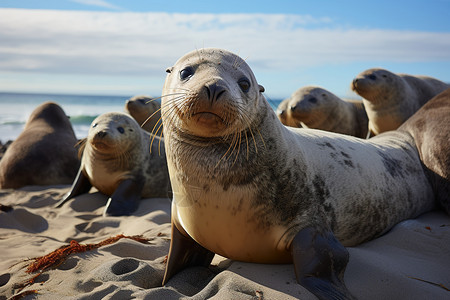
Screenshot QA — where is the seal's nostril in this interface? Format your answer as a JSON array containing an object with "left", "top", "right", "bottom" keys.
[
  {"left": 96, "top": 131, "right": 107, "bottom": 138},
  {"left": 205, "top": 83, "right": 226, "bottom": 103}
]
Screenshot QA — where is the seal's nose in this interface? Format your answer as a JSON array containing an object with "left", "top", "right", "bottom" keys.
[
  {"left": 205, "top": 83, "right": 226, "bottom": 103},
  {"left": 95, "top": 131, "right": 107, "bottom": 139}
]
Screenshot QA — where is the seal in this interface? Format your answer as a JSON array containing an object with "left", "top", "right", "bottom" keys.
[
  {"left": 124, "top": 95, "right": 163, "bottom": 136},
  {"left": 55, "top": 112, "right": 170, "bottom": 216},
  {"left": 277, "top": 86, "right": 369, "bottom": 138},
  {"left": 398, "top": 88, "right": 450, "bottom": 214},
  {"left": 276, "top": 97, "right": 301, "bottom": 128},
  {"left": 0, "top": 102, "right": 79, "bottom": 189},
  {"left": 351, "top": 68, "right": 450, "bottom": 136},
  {"left": 160, "top": 48, "right": 438, "bottom": 299}
]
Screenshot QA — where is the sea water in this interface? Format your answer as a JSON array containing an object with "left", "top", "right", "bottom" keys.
[
  {"left": 0, "top": 92, "right": 282, "bottom": 143},
  {"left": 0, "top": 92, "right": 131, "bottom": 142}
]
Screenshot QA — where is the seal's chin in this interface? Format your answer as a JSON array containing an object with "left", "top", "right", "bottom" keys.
[{"left": 186, "top": 112, "right": 228, "bottom": 137}]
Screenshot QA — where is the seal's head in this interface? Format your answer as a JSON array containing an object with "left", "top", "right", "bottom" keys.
[
  {"left": 25, "top": 101, "right": 75, "bottom": 133},
  {"left": 161, "top": 48, "right": 265, "bottom": 138},
  {"left": 87, "top": 112, "right": 142, "bottom": 155},
  {"left": 125, "top": 95, "right": 162, "bottom": 134},
  {"left": 287, "top": 86, "right": 342, "bottom": 127},
  {"left": 351, "top": 68, "right": 402, "bottom": 105}
]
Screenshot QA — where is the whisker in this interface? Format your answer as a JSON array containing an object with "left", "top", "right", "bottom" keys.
[
  {"left": 231, "top": 130, "right": 242, "bottom": 167},
  {"left": 141, "top": 107, "right": 162, "bottom": 128}
]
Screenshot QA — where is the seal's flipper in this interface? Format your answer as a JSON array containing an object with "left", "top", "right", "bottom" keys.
[
  {"left": 55, "top": 167, "right": 92, "bottom": 208},
  {"left": 104, "top": 178, "right": 144, "bottom": 216},
  {"left": 291, "top": 227, "right": 354, "bottom": 300},
  {"left": 162, "top": 219, "right": 215, "bottom": 285}
]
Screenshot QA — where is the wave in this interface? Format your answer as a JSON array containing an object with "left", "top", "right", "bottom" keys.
[
  {"left": 69, "top": 115, "right": 98, "bottom": 125},
  {"left": 0, "top": 121, "right": 25, "bottom": 126}
]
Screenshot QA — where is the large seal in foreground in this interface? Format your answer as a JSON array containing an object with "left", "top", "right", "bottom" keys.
[
  {"left": 0, "top": 102, "right": 79, "bottom": 189},
  {"left": 160, "top": 48, "right": 438, "bottom": 299},
  {"left": 55, "top": 112, "right": 170, "bottom": 216},
  {"left": 277, "top": 86, "right": 368, "bottom": 138},
  {"left": 124, "top": 95, "right": 163, "bottom": 135},
  {"left": 351, "top": 68, "right": 449, "bottom": 136}
]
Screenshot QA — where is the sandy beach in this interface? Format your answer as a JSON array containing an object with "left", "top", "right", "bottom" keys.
[{"left": 0, "top": 184, "right": 449, "bottom": 299}]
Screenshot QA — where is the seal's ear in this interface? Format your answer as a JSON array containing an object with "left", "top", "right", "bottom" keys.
[
  {"left": 259, "top": 85, "right": 265, "bottom": 93},
  {"left": 166, "top": 67, "right": 173, "bottom": 74}
]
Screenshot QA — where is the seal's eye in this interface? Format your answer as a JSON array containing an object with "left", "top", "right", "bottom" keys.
[
  {"left": 238, "top": 78, "right": 251, "bottom": 93},
  {"left": 117, "top": 127, "right": 125, "bottom": 134},
  {"left": 309, "top": 97, "right": 317, "bottom": 103},
  {"left": 92, "top": 123, "right": 97, "bottom": 128},
  {"left": 180, "top": 67, "right": 194, "bottom": 80}
]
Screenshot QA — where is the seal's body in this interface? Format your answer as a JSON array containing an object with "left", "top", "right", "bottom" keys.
[
  {"left": 398, "top": 88, "right": 450, "bottom": 214},
  {"left": 56, "top": 112, "right": 170, "bottom": 216},
  {"left": 277, "top": 86, "right": 368, "bottom": 138},
  {"left": 0, "top": 102, "right": 79, "bottom": 189},
  {"left": 160, "top": 48, "right": 439, "bottom": 300},
  {"left": 352, "top": 68, "right": 449, "bottom": 136}
]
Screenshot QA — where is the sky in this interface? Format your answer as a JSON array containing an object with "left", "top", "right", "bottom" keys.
[{"left": 0, "top": 0, "right": 449, "bottom": 99}]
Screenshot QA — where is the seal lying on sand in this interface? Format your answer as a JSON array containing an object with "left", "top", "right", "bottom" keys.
[
  {"left": 160, "top": 48, "right": 443, "bottom": 299},
  {"left": 351, "top": 68, "right": 449, "bottom": 136},
  {"left": 277, "top": 86, "right": 368, "bottom": 138},
  {"left": 55, "top": 112, "right": 170, "bottom": 216},
  {"left": 0, "top": 102, "right": 79, "bottom": 189},
  {"left": 125, "top": 95, "right": 163, "bottom": 136}
]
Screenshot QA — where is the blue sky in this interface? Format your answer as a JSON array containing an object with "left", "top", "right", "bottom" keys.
[{"left": 0, "top": 0, "right": 449, "bottom": 99}]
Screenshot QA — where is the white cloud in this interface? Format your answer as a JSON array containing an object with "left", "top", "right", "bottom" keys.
[
  {"left": 0, "top": 8, "right": 449, "bottom": 97},
  {"left": 1, "top": 8, "right": 449, "bottom": 76},
  {"left": 69, "top": 0, "right": 121, "bottom": 10}
]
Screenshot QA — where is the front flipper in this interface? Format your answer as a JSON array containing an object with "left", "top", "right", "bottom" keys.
[
  {"left": 162, "top": 219, "right": 215, "bottom": 285},
  {"left": 55, "top": 167, "right": 92, "bottom": 208},
  {"left": 103, "top": 178, "right": 144, "bottom": 216},
  {"left": 291, "top": 227, "right": 355, "bottom": 300}
]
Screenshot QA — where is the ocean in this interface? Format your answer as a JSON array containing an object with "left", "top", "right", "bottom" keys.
[{"left": 0, "top": 92, "right": 282, "bottom": 143}]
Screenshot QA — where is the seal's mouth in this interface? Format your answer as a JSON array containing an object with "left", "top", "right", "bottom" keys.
[
  {"left": 192, "top": 112, "right": 224, "bottom": 128},
  {"left": 91, "top": 140, "right": 111, "bottom": 151}
]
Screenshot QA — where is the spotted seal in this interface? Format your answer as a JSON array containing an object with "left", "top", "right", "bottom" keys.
[
  {"left": 351, "top": 68, "right": 449, "bottom": 136},
  {"left": 0, "top": 102, "right": 79, "bottom": 189},
  {"left": 277, "top": 86, "right": 368, "bottom": 138},
  {"left": 160, "top": 48, "right": 437, "bottom": 299},
  {"left": 55, "top": 112, "right": 170, "bottom": 216},
  {"left": 124, "top": 95, "right": 163, "bottom": 136}
]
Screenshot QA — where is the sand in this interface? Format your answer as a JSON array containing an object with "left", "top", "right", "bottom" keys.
[{"left": 0, "top": 185, "right": 449, "bottom": 299}]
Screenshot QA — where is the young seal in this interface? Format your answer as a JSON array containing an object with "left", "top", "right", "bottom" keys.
[
  {"left": 160, "top": 48, "right": 438, "bottom": 300},
  {"left": 277, "top": 86, "right": 368, "bottom": 138},
  {"left": 124, "top": 95, "right": 163, "bottom": 136},
  {"left": 398, "top": 88, "right": 450, "bottom": 214},
  {"left": 0, "top": 102, "right": 79, "bottom": 189},
  {"left": 351, "top": 68, "right": 450, "bottom": 136},
  {"left": 55, "top": 112, "right": 170, "bottom": 216}
]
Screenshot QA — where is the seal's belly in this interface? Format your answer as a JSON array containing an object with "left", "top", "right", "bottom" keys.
[
  {"left": 84, "top": 163, "right": 126, "bottom": 196},
  {"left": 173, "top": 187, "right": 292, "bottom": 264}
]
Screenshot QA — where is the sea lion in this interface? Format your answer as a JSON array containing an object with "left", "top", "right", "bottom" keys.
[
  {"left": 124, "top": 95, "right": 163, "bottom": 136},
  {"left": 351, "top": 68, "right": 450, "bottom": 136},
  {"left": 55, "top": 112, "right": 170, "bottom": 216},
  {"left": 277, "top": 86, "right": 369, "bottom": 138},
  {"left": 398, "top": 88, "right": 450, "bottom": 214},
  {"left": 0, "top": 102, "right": 79, "bottom": 189},
  {"left": 160, "top": 48, "right": 438, "bottom": 300}
]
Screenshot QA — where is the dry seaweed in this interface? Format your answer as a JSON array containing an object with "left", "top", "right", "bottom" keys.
[{"left": 26, "top": 234, "right": 151, "bottom": 273}]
